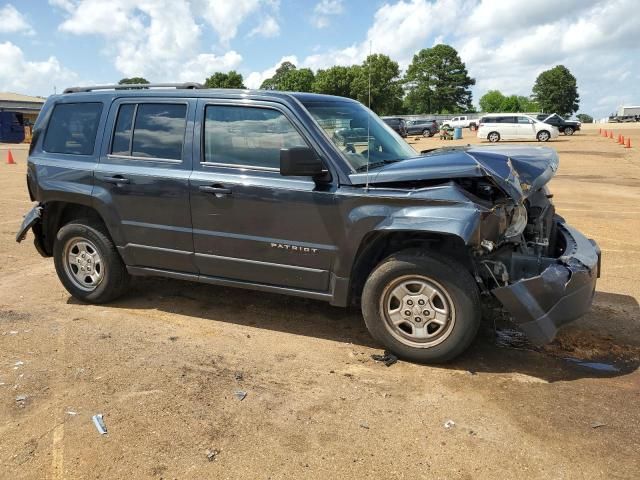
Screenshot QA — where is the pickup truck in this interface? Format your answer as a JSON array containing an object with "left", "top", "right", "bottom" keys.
[{"left": 441, "top": 115, "right": 478, "bottom": 129}]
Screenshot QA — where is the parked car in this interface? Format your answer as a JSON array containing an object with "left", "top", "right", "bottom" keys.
[
  {"left": 608, "top": 115, "right": 640, "bottom": 123},
  {"left": 441, "top": 115, "right": 477, "bottom": 129},
  {"left": 405, "top": 118, "right": 439, "bottom": 137},
  {"left": 477, "top": 114, "right": 560, "bottom": 142},
  {"left": 16, "top": 84, "right": 600, "bottom": 363},
  {"left": 0, "top": 111, "right": 26, "bottom": 143},
  {"left": 535, "top": 114, "right": 581, "bottom": 135},
  {"left": 381, "top": 117, "right": 407, "bottom": 137}
]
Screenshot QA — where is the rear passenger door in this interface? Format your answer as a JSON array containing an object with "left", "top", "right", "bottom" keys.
[
  {"left": 95, "top": 98, "right": 197, "bottom": 273},
  {"left": 516, "top": 116, "right": 536, "bottom": 139},
  {"left": 498, "top": 116, "right": 518, "bottom": 139},
  {"left": 189, "top": 100, "right": 337, "bottom": 292}
]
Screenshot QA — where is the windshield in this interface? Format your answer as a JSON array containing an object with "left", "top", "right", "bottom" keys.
[{"left": 302, "top": 100, "right": 418, "bottom": 171}]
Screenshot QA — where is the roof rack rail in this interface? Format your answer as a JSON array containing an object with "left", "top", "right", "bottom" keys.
[{"left": 63, "top": 82, "right": 204, "bottom": 94}]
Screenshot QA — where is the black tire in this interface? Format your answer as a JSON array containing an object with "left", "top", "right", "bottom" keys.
[
  {"left": 422, "top": 129, "right": 432, "bottom": 138},
  {"left": 537, "top": 130, "right": 551, "bottom": 142},
  {"left": 53, "top": 220, "right": 130, "bottom": 303},
  {"left": 487, "top": 131, "right": 500, "bottom": 143},
  {"left": 361, "top": 251, "right": 480, "bottom": 363},
  {"left": 564, "top": 127, "right": 574, "bottom": 136}
]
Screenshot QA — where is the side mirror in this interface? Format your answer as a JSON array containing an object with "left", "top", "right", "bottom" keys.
[{"left": 280, "top": 147, "right": 324, "bottom": 177}]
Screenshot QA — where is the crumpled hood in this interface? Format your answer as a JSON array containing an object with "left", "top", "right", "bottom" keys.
[{"left": 350, "top": 145, "right": 559, "bottom": 202}]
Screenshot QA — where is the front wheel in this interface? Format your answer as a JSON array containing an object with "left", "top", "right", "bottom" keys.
[
  {"left": 537, "top": 130, "right": 551, "bottom": 142},
  {"left": 422, "top": 129, "right": 433, "bottom": 138},
  {"left": 564, "top": 127, "right": 574, "bottom": 136},
  {"left": 53, "top": 221, "right": 130, "bottom": 303},
  {"left": 361, "top": 251, "right": 480, "bottom": 363}
]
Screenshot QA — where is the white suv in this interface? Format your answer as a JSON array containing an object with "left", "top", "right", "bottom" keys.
[{"left": 477, "top": 114, "right": 559, "bottom": 142}]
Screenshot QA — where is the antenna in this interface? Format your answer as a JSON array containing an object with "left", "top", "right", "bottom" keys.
[{"left": 365, "top": 40, "right": 372, "bottom": 191}]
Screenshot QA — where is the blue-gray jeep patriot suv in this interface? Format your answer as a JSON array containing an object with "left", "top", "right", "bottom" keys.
[{"left": 16, "top": 83, "right": 601, "bottom": 363}]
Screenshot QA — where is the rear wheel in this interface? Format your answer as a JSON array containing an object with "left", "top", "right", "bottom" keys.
[
  {"left": 422, "top": 129, "right": 432, "bottom": 138},
  {"left": 537, "top": 130, "right": 551, "bottom": 142},
  {"left": 564, "top": 127, "right": 574, "bottom": 135},
  {"left": 488, "top": 131, "right": 500, "bottom": 142},
  {"left": 361, "top": 251, "right": 480, "bottom": 363},
  {"left": 53, "top": 221, "right": 130, "bottom": 303}
]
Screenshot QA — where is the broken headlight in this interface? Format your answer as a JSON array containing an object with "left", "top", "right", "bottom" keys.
[{"left": 505, "top": 204, "right": 528, "bottom": 238}]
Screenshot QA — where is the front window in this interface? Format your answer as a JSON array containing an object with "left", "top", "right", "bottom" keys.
[{"left": 302, "top": 100, "right": 417, "bottom": 171}]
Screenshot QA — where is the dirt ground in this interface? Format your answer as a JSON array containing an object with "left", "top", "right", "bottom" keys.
[{"left": 1, "top": 123, "right": 639, "bottom": 479}]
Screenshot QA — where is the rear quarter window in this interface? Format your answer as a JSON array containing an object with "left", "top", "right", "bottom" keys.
[{"left": 43, "top": 102, "right": 103, "bottom": 155}]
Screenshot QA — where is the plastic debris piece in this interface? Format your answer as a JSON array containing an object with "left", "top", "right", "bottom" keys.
[
  {"left": 371, "top": 351, "right": 398, "bottom": 367},
  {"left": 206, "top": 449, "right": 220, "bottom": 461},
  {"left": 92, "top": 414, "right": 107, "bottom": 434},
  {"left": 591, "top": 422, "right": 606, "bottom": 429},
  {"left": 66, "top": 411, "right": 78, "bottom": 416},
  {"left": 234, "top": 390, "right": 247, "bottom": 401},
  {"left": 359, "top": 422, "right": 369, "bottom": 429},
  {"left": 444, "top": 420, "right": 456, "bottom": 429},
  {"left": 14, "top": 361, "right": 24, "bottom": 367},
  {"left": 234, "top": 372, "right": 244, "bottom": 381}
]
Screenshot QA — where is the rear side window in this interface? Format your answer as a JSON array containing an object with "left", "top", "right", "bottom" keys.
[
  {"left": 44, "top": 102, "right": 103, "bottom": 155},
  {"left": 110, "top": 103, "right": 187, "bottom": 160},
  {"left": 203, "top": 105, "right": 307, "bottom": 169}
]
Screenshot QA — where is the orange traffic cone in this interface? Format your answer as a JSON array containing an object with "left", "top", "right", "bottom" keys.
[
  {"left": 609, "top": 131, "right": 614, "bottom": 139},
  {"left": 620, "top": 135, "right": 625, "bottom": 145},
  {"left": 6, "top": 149, "right": 16, "bottom": 165},
  {"left": 625, "top": 137, "right": 631, "bottom": 148}
]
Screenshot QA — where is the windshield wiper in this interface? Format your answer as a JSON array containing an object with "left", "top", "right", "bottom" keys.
[{"left": 355, "top": 159, "right": 400, "bottom": 172}]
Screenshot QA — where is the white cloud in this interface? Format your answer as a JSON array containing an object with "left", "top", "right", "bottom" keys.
[
  {"left": 0, "top": 41, "right": 77, "bottom": 95},
  {"left": 178, "top": 51, "right": 243, "bottom": 82},
  {"left": 312, "top": 0, "right": 344, "bottom": 29},
  {"left": 0, "top": 4, "right": 34, "bottom": 35},
  {"left": 197, "top": 0, "right": 263, "bottom": 45},
  {"left": 299, "top": 0, "right": 640, "bottom": 117},
  {"left": 245, "top": 55, "right": 298, "bottom": 89},
  {"left": 248, "top": 15, "right": 280, "bottom": 38}
]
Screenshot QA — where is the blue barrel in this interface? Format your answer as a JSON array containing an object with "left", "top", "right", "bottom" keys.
[{"left": 453, "top": 127, "right": 463, "bottom": 140}]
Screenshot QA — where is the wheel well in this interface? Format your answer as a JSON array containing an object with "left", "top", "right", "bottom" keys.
[
  {"left": 487, "top": 131, "right": 499, "bottom": 139},
  {"left": 40, "top": 202, "right": 108, "bottom": 255},
  {"left": 348, "top": 231, "right": 470, "bottom": 304}
]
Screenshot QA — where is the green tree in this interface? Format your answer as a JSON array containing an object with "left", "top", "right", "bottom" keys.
[
  {"left": 404, "top": 44, "right": 475, "bottom": 114},
  {"left": 204, "top": 71, "right": 245, "bottom": 89},
  {"left": 479, "top": 90, "right": 505, "bottom": 112},
  {"left": 118, "top": 77, "right": 150, "bottom": 85},
  {"left": 576, "top": 113, "right": 593, "bottom": 123},
  {"left": 312, "top": 65, "right": 360, "bottom": 98},
  {"left": 516, "top": 96, "right": 539, "bottom": 112},
  {"left": 260, "top": 62, "right": 315, "bottom": 92},
  {"left": 351, "top": 54, "right": 404, "bottom": 115},
  {"left": 532, "top": 65, "right": 579, "bottom": 117}
]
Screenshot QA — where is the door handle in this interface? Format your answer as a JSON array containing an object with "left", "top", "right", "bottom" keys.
[
  {"left": 199, "top": 185, "right": 232, "bottom": 196},
  {"left": 102, "top": 175, "right": 130, "bottom": 185}
]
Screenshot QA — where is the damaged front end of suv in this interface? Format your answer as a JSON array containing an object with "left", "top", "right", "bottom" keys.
[{"left": 352, "top": 145, "right": 601, "bottom": 345}]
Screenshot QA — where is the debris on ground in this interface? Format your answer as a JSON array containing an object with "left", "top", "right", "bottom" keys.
[
  {"left": 168, "top": 336, "right": 178, "bottom": 342},
  {"left": 591, "top": 422, "right": 606, "bottom": 429},
  {"left": 206, "top": 448, "right": 220, "bottom": 461},
  {"left": 371, "top": 351, "right": 398, "bottom": 367},
  {"left": 16, "top": 395, "right": 27, "bottom": 407},
  {"left": 565, "top": 358, "right": 620, "bottom": 373},
  {"left": 66, "top": 411, "right": 78, "bottom": 416},
  {"left": 234, "top": 372, "right": 243, "bottom": 381},
  {"left": 359, "top": 422, "right": 370, "bottom": 429},
  {"left": 92, "top": 414, "right": 108, "bottom": 435},
  {"left": 13, "top": 361, "right": 25, "bottom": 369},
  {"left": 495, "top": 328, "right": 532, "bottom": 350},
  {"left": 444, "top": 420, "right": 456, "bottom": 429},
  {"left": 234, "top": 390, "right": 247, "bottom": 401}
]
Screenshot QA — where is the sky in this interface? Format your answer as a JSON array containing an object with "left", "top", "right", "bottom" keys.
[{"left": 0, "top": 0, "right": 638, "bottom": 119}]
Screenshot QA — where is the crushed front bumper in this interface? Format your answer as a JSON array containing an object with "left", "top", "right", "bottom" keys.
[{"left": 492, "top": 222, "right": 601, "bottom": 345}]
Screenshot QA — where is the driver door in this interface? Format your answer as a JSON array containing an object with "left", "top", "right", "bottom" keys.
[{"left": 516, "top": 116, "right": 536, "bottom": 139}]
